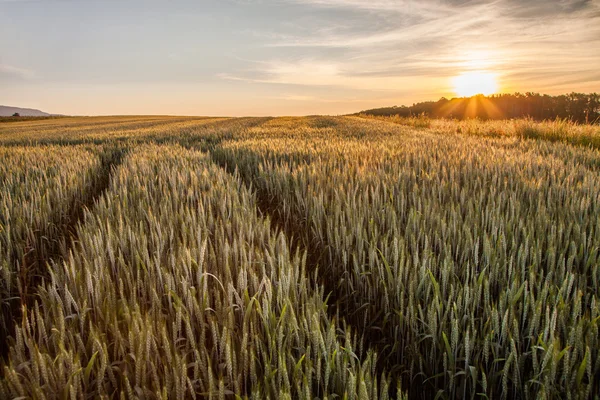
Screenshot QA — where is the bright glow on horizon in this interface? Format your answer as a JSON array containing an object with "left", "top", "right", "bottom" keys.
[{"left": 453, "top": 72, "right": 499, "bottom": 97}]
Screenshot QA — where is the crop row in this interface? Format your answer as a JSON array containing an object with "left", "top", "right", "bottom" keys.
[
  {"left": 212, "top": 117, "right": 600, "bottom": 399},
  {"left": 355, "top": 115, "right": 600, "bottom": 149},
  {"left": 0, "top": 116, "right": 234, "bottom": 146},
  {"left": 2, "top": 144, "right": 400, "bottom": 399},
  {"left": 0, "top": 145, "right": 107, "bottom": 358}
]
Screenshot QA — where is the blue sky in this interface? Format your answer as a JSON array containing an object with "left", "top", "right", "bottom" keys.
[{"left": 2, "top": 0, "right": 599, "bottom": 115}]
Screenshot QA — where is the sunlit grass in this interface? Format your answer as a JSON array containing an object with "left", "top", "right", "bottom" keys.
[
  {"left": 1, "top": 115, "right": 598, "bottom": 399},
  {"left": 357, "top": 114, "right": 600, "bottom": 149}
]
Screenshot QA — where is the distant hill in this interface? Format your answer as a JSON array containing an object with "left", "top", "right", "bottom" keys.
[
  {"left": 0, "top": 105, "right": 51, "bottom": 117},
  {"left": 357, "top": 92, "right": 600, "bottom": 124}
]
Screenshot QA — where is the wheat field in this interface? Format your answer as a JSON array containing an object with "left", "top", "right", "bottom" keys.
[{"left": 0, "top": 116, "right": 598, "bottom": 399}]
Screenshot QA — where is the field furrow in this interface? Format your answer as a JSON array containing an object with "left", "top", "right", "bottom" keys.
[
  {"left": 0, "top": 117, "right": 224, "bottom": 145},
  {"left": 2, "top": 144, "right": 398, "bottom": 399},
  {"left": 1, "top": 114, "right": 598, "bottom": 399},
  {"left": 212, "top": 116, "right": 600, "bottom": 399},
  {"left": 0, "top": 145, "right": 124, "bottom": 360}
]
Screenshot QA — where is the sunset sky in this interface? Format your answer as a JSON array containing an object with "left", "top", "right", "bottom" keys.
[{"left": 2, "top": 0, "right": 600, "bottom": 116}]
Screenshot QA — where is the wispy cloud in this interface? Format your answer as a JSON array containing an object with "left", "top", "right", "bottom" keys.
[
  {"left": 0, "top": 64, "right": 35, "bottom": 80},
  {"left": 286, "top": 0, "right": 456, "bottom": 15},
  {"left": 228, "top": 0, "right": 600, "bottom": 97},
  {"left": 218, "top": 58, "right": 451, "bottom": 95},
  {"left": 275, "top": 0, "right": 599, "bottom": 49}
]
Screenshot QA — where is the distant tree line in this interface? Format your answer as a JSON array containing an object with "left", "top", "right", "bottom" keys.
[{"left": 358, "top": 93, "right": 600, "bottom": 123}]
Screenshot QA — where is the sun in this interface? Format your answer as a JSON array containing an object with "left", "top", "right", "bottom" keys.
[{"left": 453, "top": 71, "right": 498, "bottom": 97}]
